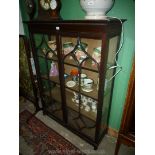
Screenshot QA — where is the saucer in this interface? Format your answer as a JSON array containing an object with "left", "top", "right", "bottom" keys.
[
  {"left": 66, "top": 81, "right": 76, "bottom": 88},
  {"left": 82, "top": 87, "right": 93, "bottom": 92}
]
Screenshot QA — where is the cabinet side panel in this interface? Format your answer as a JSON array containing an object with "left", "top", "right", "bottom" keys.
[{"left": 99, "top": 36, "right": 119, "bottom": 137}]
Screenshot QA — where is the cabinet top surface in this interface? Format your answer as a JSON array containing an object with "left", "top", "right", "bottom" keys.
[
  {"left": 25, "top": 19, "right": 126, "bottom": 36},
  {"left": 24, "top": 18, "right": 126, "bottom": 25}
]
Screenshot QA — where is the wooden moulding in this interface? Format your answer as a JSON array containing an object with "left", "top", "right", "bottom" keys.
[{"left": 107, "top": 127, "right": 118, "bottom": 138}]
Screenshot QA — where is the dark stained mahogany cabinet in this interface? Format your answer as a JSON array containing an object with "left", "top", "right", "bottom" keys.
[{"left": 25, "top": 19, "right": 123, "bottom": 149}]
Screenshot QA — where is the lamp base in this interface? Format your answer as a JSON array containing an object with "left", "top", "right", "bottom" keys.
[{"left": 85, "top": 15, "right": 108, "bottom": 20}]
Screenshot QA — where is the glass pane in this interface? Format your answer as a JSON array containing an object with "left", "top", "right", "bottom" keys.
[
  {"left": 34, "top": 34, "right": 58, "bottom": 61},
  {"left": 19, "top": 36, "right": 36, "bottom": 102},
  {"left": 99, "top": 35, "right": 120, "bottom": 137},
  {"left": 33, "top": 33, "right": 63, "bottom": 121},
  {"left": 62, "top": 36, "right": 101, "bottom": 72},
  {"left": 61, "top": 35, "right": 102, "bottom": 140}
]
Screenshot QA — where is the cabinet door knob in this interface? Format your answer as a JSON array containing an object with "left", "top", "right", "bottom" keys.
[{"left": 56, "top": 26, "right": 60, "bottom": 30}]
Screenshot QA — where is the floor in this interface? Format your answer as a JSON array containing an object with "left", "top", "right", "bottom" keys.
[{"left": 19, "top": 97, "right": 135, "bottom": 155}]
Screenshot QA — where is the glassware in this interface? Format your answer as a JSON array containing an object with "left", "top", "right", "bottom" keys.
[
  {"left": 49, "top": 62, "right": 58, "bottom": 77},
  {"left": 70, "top": 69, "right": 79, "bottom": 82}
]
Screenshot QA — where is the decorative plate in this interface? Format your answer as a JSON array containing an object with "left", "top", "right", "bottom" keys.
[{"left": 66, "top": 81, "right": 76, "bottom": 88}]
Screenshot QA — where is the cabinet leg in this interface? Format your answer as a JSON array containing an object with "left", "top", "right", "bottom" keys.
[
  {"left": 115, "top": 139, "right": 121, "bottom": 155},
  {"left": 43, "top": 110, "right": 46, "bottom": 115},
  {"left": 26, "top": 108, "right": 43, "bottom": 124},
  {"left": 94, "top": 145, "right": 98, "bottom": 150}
]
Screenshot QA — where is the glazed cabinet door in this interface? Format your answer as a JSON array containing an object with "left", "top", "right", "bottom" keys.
[
  {"left": 31, "top": 32, "right": 64, "bottom": 122},
  {"left": 60, "top": 33, "right": 103, "bottom": 141}
]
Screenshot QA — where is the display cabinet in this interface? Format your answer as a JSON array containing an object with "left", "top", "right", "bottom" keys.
[{"left": 25, "top": 19, "right": 123, "bottom": 149}]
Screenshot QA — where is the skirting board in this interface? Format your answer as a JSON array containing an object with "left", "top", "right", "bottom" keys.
[{"left": 107, "top": 127, "right": 118, "bottom": 138}]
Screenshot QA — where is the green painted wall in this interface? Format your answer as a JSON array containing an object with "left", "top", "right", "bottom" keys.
[
  {"left": 20, "top": 0, "right": 135, "bottom": 130},
  {"left": 106, "top": 0, "right": 135, "bottom": 130}
]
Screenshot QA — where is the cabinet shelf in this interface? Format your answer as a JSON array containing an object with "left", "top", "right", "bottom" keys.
[
  {"left": 41, "top": 74, "right": 98, "bottom": 100},
  {"left": 43, "top": 86, "right": 97, "bottom": 121}
]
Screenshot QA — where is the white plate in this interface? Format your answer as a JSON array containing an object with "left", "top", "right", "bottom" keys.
[
  {"left": 82, "top": 87, "right": 93, "bottom": 92},
  {"left": 66, "top": 81, "right": 76, "bottom": 88}
]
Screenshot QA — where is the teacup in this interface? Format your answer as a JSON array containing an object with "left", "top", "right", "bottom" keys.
[
  {"left": 83, "top": 78, "right": 93, "bottom": 90},
  {"left": 78, "top": 73, "right": 87, "bottom": 86},
  {"left": 48, "top": 52, "right": 53, "bottom": 58},
  {"left": 81, "top": 96, "right": 87, "bottom": 105},
  {"left": 87, "top": 97, "right": 93, "bottom": 103},
  {"left": 91, "top": 101, "right": 97, "bottom": 112},
  {"left": 85, "top": 105, "right": 90, "bottom": 112}
]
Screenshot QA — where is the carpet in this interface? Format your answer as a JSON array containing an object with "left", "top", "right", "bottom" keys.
[{"left": 19, "top": 110, "right": 85, "bottom": 155}]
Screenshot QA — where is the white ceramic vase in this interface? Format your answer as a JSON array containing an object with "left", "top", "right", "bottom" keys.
[{"left": 80, "top": 0, "right": 114, "bottom": 19}]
